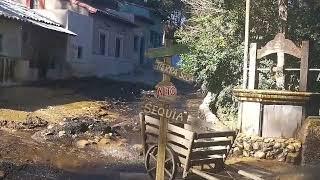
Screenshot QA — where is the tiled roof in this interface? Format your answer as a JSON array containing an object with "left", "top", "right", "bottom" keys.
[{"left": 0, "top": 0, "right": 76, "bottom": 35}]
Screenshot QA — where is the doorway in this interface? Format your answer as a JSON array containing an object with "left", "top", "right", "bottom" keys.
[{"left": 139, "top": 37, "right": 145, "bottom": 65}]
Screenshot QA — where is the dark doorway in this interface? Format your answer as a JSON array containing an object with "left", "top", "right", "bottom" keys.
[{"left": 139, "top": 37, "right": 145, "bottom": 65}]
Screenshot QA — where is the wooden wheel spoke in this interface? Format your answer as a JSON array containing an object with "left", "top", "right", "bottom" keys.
[
  {"left": 150, "top": 154, "right": 157, "bottom": 161},
  {"left": 165, "top": 158, "right": 172, "bottom": 164},
  {"left": 164, "top": 168, "right": 173, "bottom": 178},
  {"left": 147, "top": 166, "right": 156, "bottom": 173}
]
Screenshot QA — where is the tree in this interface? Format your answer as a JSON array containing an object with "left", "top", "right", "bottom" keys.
[{"left": 176, "top": 0, "right": 320, "bottom": 126}]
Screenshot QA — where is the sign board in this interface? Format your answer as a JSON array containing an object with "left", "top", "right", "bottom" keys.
[
  {"left": 143, "top": 102, "right": 187, "bottom": 124},
  {"left": 154, "top": 60, "right": 195, "bottom": 83},
  {"left": 145, "top": 44, "right": 189, "bottom": 58},
  {"left": 156, "top": 81, "right": 177, "bottom": 100}
]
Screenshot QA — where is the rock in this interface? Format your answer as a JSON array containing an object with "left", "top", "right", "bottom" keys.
[
  {"left": 264, "top": 138, "right": 274, "bottom": 143},
  {"left": 273, "top": 148, "right": 283, "bottom": 156},
  {"left": 47, "top": 124, "right": 54, "bottom": 129},
  {"left": 286, "top": 152, "right": 300, "bottom": 164},
  {"left": 243, "top": 142, "right": 253, "bottom": 151},
  {"left": 276, "top": 138, "right": 286, "bottom": 143},
  {"left": 243, "top": 151, "right": 250, "bottom": 157},
  {"left": 273, "top": 142, "right": 281, "bottom": 149},
  {"left": 58, "top": 131, "right": 66, "bottom": 137},
  {"left": 254, "top": 151, "right": 266, "bottom": 159},
  {"left": 262, "top": 146, "right": 273, "bottom": 153},
  {"left": 286, "top": 144, "right": 296, "bottom": 153},
  {"left": 277, "top": 152, "right": 288, "bottom": 162},
  {"left": 76, "top": 140, "right": 91, "bottom": 148},
  {"left": 235, "top": 142, "right": 244, "bottom": 149},
  {"left": 266, "top": 151, "right": 275, "bottom": 160},
  {"left": 252, "top": 142, "right": 261, "bottom": 150},
  {"left": 233, "top": 147, "right": 243, "bottom": 156},
  {"left": 293, "top": 142, "right": 302, "bottom": 152}
]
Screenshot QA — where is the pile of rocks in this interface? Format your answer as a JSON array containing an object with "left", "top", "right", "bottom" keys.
[
  {"left": 230, "top": 133, "right": 302, "bottom": 164},
  {"left": 32, "top": 117, "right": 118, "bottom": 142}
]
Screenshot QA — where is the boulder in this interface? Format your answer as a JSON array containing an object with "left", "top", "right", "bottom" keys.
[
  {"left": 58, "top": 131, "right": 66, "bottom": 137},
  {"left": 273, "top": 142, "right": 281, "bottom": 149},
  {"left": 286, "top": 144, "right": 296, "bottom": 153},
  {"left": 243, "top": 142, "right": 253, "bottom": 151},
  {"left": 254, "top": 151, "right": 266, "bottom": 159},
  {"left": 252, "top": 142, "right": 261, "bottom": 150},
  {"left": 243, "top": 150, "right": 250, "bottom": 157}
]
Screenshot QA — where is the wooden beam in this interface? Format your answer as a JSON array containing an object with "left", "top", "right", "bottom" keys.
[
  {"left": 299, "top": 41, "right": 309, "bottom": 91},
  {"left": 145, "top": 44, "right": 189, "bottom": 58}
]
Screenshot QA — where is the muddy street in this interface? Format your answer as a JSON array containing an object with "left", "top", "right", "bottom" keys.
[{"left": 0, "top": 78, "right": 200, "bottom": 179}]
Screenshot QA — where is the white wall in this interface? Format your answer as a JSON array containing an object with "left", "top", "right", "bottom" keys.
[{"left": 66, "top": 10, "right": 95, "bottom": 77}]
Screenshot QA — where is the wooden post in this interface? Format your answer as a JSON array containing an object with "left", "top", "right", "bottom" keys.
[
  {"left": 242, "top": 0, "right": 251, "bottom": 89},
  {"left": 299, "top": 41, "right": 309, "bottom": 91},
  {"left": 248, "top": 43, "right": 257, "bottom": 89},
  {"left": 276, "top": 52, "right": 285, "bottom": 89},
  {"left": 156, "top": 39, "right": 173, "bottom": 180}
]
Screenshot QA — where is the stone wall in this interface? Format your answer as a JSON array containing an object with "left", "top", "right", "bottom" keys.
[
  {"left": 230, "top": 133, "right": 302, "bottom": 164},
  {"left": 298, "top": 116, "right": 320, "bottom": 165}
]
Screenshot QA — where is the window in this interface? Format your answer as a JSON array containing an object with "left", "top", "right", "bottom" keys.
[
  {"left": 134, "top": 36, "right": 139, "bottom": 52},
  {"left": 99, "top": 33, "right": 106, "bottom": 55},
  {"left": 30, "top": 0, "right": 39, "bottom": 9},
  {"left": 115, "top": 37, "right": 122, "bottom": 58},
  {"left": 77, "top": 46, "right": 83, "bottom": 59},
  {"left": 0, "top": 34, "right": 3, "bottom": 52}
]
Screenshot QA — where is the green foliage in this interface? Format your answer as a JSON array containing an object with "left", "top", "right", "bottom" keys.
[{"left": 176, "top": 0, "right": 320, "bottom": 126}]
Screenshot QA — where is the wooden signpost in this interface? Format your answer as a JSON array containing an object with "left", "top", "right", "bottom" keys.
[
  {"left": 143, "top": 36, "right": 194, "bottom": 180},
  {"left": 154, "top": 60, "right": 195, "bottom": 83}
]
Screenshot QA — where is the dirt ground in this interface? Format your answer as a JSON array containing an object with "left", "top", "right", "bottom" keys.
[{"left": 0, "top": 78, "right": 315, "bottom": 180}]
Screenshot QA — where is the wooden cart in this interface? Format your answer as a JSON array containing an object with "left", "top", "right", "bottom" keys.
[{"left": 140, "top": 113, "right": 241, "bottom": 180}]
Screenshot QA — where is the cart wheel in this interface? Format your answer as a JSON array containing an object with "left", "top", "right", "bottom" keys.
[{"left": 145, "top": 145, "right": 176, "bottom": 180}]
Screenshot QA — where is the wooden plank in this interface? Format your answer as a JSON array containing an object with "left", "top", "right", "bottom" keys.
[
  {"left": 143, "top": 103, "right": 186, "bottom": 124},
  {"left": 139, "top": 113, "right": 147, "bottom": 156},
  {"left": 189, "top": 168, "right": 220, "bottom": 180},
  {"left": 257, "top": 33, "right": 302, "bottom": 59},
  {"left": 177, "top": 155, "right": 187, "bottom": 165},
  {"left": 190, "top": 156, "right": 224, "bottom": 166},
  {"left": 153, "top": 60, "right": 195, "bottom": 83},
  {"left": 155, "top": 115, "right": 168, "bottom": 180},
  {"left": 168, "top": 123, "right": 194, "bottom": 140},
  {"left": 196, "top": 131, "right": 236, "bottom": 139},
  {"left": 191, "top": 148, "right": 228, "bottom": 159},
  {"left": 145, "top": 44, "right": 189, "bottom": 58},
  {"left": 146, "top": 125, "right": 159, "bottom": 136},
  {"left": 193, "top": 139, "right": 232, "bottom": 148},
  {"left": 145, "top": 115, "right": 194, "bottom": 140},
  {"left": 167, "top": 143, "right": 189, "bottom": 157},
  {"left": 145, "top": 115, "right": 160, "bottom": 127},
  {"left": 167, "top": 133, "right": 191, "bottom": 148},
  {"left": 183, "top": 133, "right": 195, "bottom": 178},
  {"left": 299, "top": 41, "right": 309, "bottom": 91}
]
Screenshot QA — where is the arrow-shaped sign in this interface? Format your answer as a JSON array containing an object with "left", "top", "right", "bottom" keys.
[
  {"left": 154, "top": 60, "right": 195, "bottom": 83},
  {"left": 145, "top": 44, "right": 189, "bottom": 58}
]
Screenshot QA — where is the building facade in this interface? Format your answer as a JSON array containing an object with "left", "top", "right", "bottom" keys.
[{"left": 0, "top": 0, "right": 75, "bottom": 85}]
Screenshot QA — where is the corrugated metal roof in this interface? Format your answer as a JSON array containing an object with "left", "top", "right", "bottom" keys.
[{"left": 0, "top": 0, "right": 76, "bottom": 36}]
